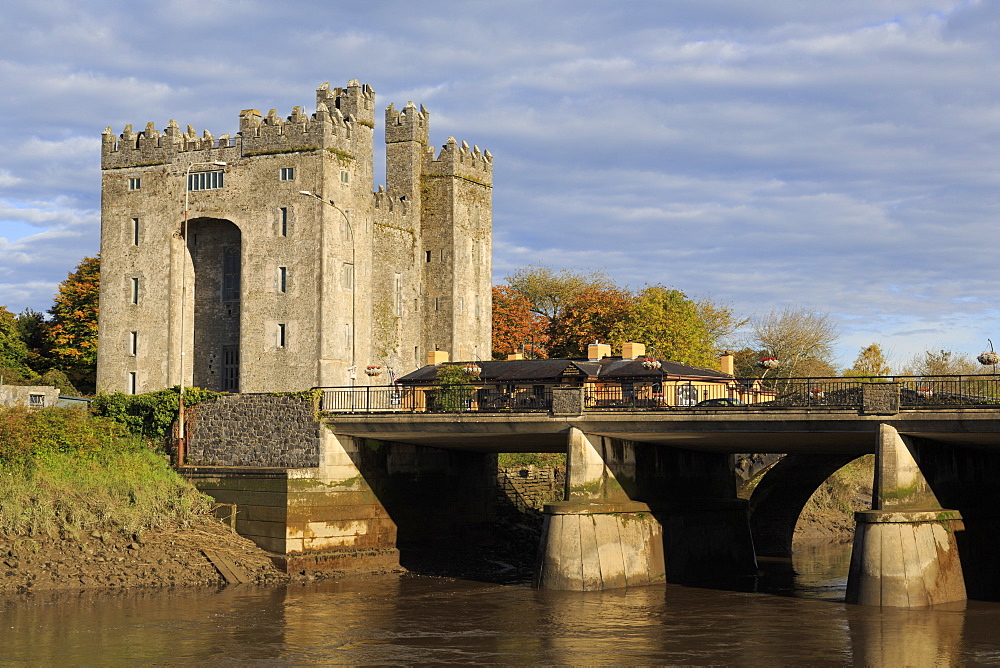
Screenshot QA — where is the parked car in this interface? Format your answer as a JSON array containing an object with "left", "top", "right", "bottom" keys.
[{"left": 695, "top": 398, "right": 747, "bottom": 407}]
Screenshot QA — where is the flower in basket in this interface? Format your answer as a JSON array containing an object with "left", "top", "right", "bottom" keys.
[
  {"left": 916, "top": 387, "right": 933, "bottom": 398},
  {"left": 809, "top": 388, "right": 825, "bottom": 399},
  {"left": 978, "top": 352, "right": 999, "bottom": 366},
  {"left": 364, "top": 365, "right": 383, "bottom": 377},
  {"left": 463, "top": 363, "right": 482, "bottom": 376},
  {"left": 757, "top": 357, "right": 779, "bottom": 370},
  {"left": 641, "top": 357, "right": 661, "bottom": 370}
]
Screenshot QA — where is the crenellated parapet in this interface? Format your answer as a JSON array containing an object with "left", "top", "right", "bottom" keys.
[
  {"left": 385, "top": 101, "right": 429, "bottom": 145},
  {"left": 102, "top": 80, "right": 376, "bottom": 169},
  {"left": 423, "top": 137, "right": 493, "bottom": 186}
]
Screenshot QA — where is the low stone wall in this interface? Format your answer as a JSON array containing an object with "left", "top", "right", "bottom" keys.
[
  {"left": 186, "top": 394, "right": 321, "bottom": 468},
  {"left": 498, "top": 465, "right": 565, "bottom": 511}
]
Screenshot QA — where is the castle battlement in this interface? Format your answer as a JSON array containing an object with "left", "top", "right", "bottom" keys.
[
  {"left": 424, "top": 137, "right": 493, "bottom": 185},
  {"left": 102, "top": 80, "right": 373, "bottom": 169},
  {"left": 385, "top": 101, "right": 430, "bottom": 145}
]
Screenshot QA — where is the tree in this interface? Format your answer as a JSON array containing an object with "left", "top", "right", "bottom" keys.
[
  {"left": 694, "top": 296, "right": 749, "bottom": 351},
  {"left": 902, "top": 349, "right": 977, "bottom": 376},
  {"left": 615, "top": 285, "right": 715, "bottom": 367},
  {"left": 47, "top": 255, "right": 100, "bottom": 393},
  {"left": 491, "top": 286, "right": 548, "bottom": 359},
  {"left": 16, "top": 308, "right": 52, "bottom": 373},
  {"left": 844, "top": 343, "right": 891, "bottom": 378},
  {"left": 747, "top": 306, "right": 839, "bottom": 378},
  {"left": 546, "top": 284, "right": 632, "bottom": 358},
  {"left": 506, "top": 266, "right": 614, "bottom": 322},
  {"left": 0, "top": 306, "right": 31, "bottom": 380}
]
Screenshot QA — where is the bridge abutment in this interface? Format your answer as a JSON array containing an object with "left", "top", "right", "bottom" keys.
[{"left": 846, "top": 424, "right": 966, "bottom": 606}]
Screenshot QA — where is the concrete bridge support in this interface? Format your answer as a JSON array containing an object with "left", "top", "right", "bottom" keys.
[
  {"left": 846, "top": 424, "right": 966, "bottom": 607},
  {"left": 534, "top": 428, "right": 756, "bottom": 590}
]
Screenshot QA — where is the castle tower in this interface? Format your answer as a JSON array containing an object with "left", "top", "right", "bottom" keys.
[{"left": 96, "top": 80, "right": 491, "bottom": 395}]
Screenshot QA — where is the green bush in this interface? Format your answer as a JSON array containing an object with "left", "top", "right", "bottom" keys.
[{"left": 91, "top": 386, "right": 223, "bottom": 441}]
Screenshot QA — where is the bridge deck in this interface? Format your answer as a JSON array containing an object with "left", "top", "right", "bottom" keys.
[{"left": 321, "top": 409, "right": 1000, "bottom": 454}]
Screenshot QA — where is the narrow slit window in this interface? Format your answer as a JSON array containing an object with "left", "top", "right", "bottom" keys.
[
  {"left": 343, "top": 263, "right": 354, "bottom": 290},
  {"left": 277, "top": 323, "right": 286, "bottom": 348},
  {"left": 129, "top": 331, "right": 138, "bottom": 356},
  {"left": 131, "top": 218, "right": 139, "bottom": 245},
  {"left": 280, "top": 207, "right": 288, "bottom": 236},
  {"left": 434, "top": 297, "right": 440, "bottom": 311},
  {"left": 128, "top": 372, "right": 137, "bottom": 395},
  {"left": 425, "top": 250, "right": 432, "bottom": 263},
  {"left": 130, "top": 277, "right": 139, "bottom": 304},
  {"left": 278, "top": 266, "right": 287, "bottom": 293},
  {"left": 394, "top": 273, "right": 403, "bottom": 317}
]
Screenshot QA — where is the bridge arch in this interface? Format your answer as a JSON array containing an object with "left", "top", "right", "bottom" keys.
[{"left": 748, "top": 453, "right": 865, "bottom": 558}]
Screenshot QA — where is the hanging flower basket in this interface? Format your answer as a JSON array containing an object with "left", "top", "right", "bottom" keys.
[
  {"left": 364, "top": 365, "right": 383, "bottom": 377},
  {"left": 463, "top": 363, "right": 482, "bottom": 376},
  {"left": 809, "top": 388, "right": 825, "bottom": 400},
  {"left": 978, "top": 352, "right": 999, "bottom": 366},
  {"left": 758, "top": 357, "right": 779, "bottom": 370},
  {"left": 641, "top": 357, "right": 661, "bottom": 370},
  {"left": 917, "top": 387, "right": 934, "bottom": 398}
]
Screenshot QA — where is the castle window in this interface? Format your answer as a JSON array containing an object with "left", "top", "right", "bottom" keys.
[
  {"left": 128, "top": 372, "right": 137, "bottom": 395},
  {"left": 277, "top": 323, "right": 286, "bottom": 348},
  {"left": 279, "top": 207, "right": 288, "bottom": 236},
  {"left": 222, "top": 248, "right": 240, "bottom": 301},
  {"left": 343, "top": 263, "right": 354, "bottom": 290},
  {"left": 434, "top": 297, "right": 440, "bottom": 311},
  {"left": 128, "top": 178, "right": 141, "bottom": 191},
  {"left": 131, "top": 218, "right": 140, "bottom": 245},
  {"left": 29, "top": 393, "right": 44, "bottom": 407},
  {"left": 345, "top": 323, "right": 353, "bottom": 349},
  {"left": 278, "top": 266, "right": 287, "bottom": 293},
  {"left": 425, "top": 251, "right": 431, "bottom": 263},
  {"left": 458, "top": 297, "right": 464, "bottom": 313},
  {"left": 340, "top": 170, "right": 349, "bottom": 184},
  {"left": 221, "top": 346, "right": 239, "bottom": 392},
  {"left": 394, "top": 273, "right": 402, "bottom": 317},
  {"left": 130, "top": 277, "right": 139, "bottom": 304},
  {"left": 129, "top": 331, "right": 138, "bottom": 356},
  {"left": 280, "top": 167, "right": 295, "bottom": 181},
  {"left": 187, "top": 170, "right": 224, "bottom": 191}
]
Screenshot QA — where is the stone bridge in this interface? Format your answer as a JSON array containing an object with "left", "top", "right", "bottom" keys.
[{"left": 180, "top": 386, "right": 1000, "bottom": 608}]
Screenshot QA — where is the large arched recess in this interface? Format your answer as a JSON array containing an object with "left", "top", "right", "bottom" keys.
[
  {"left": 748, "top": 453, "right": 862, "bottom": 558},
  {"left": 187, "top": 217, "right": 242, "bottom": 392}
]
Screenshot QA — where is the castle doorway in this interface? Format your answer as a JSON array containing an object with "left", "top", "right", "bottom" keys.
[{"left": 187, "top": 218, "right": 242, "bottom": 392}]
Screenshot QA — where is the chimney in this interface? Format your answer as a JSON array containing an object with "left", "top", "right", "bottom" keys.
[
  {"left": 719, "top": 350, "right": 735, "bottom": 376},
  {"left": 426, "top": 350, "right": 450, "bottom": 365},
  {"left": 587, "top": 342, "right": 612, "bottom": 361},
  {"left": 506, "top": 353, "right": 524, "bottom": 360},
  {"left": 621, "top": 342, "right": 646, "bottom": 359}
]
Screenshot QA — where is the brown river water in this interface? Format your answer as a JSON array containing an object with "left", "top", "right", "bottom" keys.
[{"left": 3, "top": 545, "right": 1000, "bottom": 665}]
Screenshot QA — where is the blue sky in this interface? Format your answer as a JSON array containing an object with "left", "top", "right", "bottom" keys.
[{"left": 1, "top": 0, "right": 998, "bottom": 370}]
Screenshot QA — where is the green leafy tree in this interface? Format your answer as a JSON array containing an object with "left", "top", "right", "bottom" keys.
[
  {"left": 430, "top": 364, "right": 476, "bottom": 412},
  {"left": 0, "top": 306, "right": 31, "bottom": 382},
  {"left": 16, "top": 308, "right": 52, "bottom": 373},
  {"left": 47, "top": 255, "right": 100, "bottom": 393},
  {"left": 614, "top": 285, "right": 715, "bottom": 367}
]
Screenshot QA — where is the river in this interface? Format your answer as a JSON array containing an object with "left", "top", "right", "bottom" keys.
[{"left": 3, "top": 544, "right": 1000, "bottom": 665}]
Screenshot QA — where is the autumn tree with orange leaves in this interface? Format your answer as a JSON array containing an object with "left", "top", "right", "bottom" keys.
[
  {"left": 47, "top": 255, "right": 100, "bottom": 392},
  {"left": 491, "top": 286, "right": 548, "bottom": 359}
]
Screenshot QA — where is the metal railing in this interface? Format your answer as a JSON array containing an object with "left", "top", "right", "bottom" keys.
[
  {"left": 317, "top": 375, "right": 1000, "bottom": 414},
  {"left": 319, "top": 384, "right": 554, "bottom": 414}
]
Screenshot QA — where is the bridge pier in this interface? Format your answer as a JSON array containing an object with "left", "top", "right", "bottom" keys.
[
  {"left": 534, "top": 428, "right": 756, "bottom": 590},
  {"left": 846, "top": 424, "right": 966, "bottom": 607}
]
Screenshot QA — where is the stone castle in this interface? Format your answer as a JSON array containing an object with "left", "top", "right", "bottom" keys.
[{"left": 96, "top": 80, "right": 492, "bottom": 394}]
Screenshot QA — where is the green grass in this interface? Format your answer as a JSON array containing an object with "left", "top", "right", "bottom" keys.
[
  {"left": 498, "top": 452, "right": 566, "bottom": 468},
  {"left": 0, "top": 407, "right": 212, "bottom": 539},
  {"left": 803, "top": 454, "right": 874, "bottom": 515}
]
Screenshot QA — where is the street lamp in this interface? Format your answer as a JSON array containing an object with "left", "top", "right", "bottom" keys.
[
  {"left": 299, "top": 190, "right": 356, "bottom": 387},
  {"left": 178, "top": 160, "right": 226, "bottom": 464}
]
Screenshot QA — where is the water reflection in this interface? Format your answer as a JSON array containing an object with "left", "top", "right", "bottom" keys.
[{"left": 4, "top": 545, "right": 1000, "bottom": 664}]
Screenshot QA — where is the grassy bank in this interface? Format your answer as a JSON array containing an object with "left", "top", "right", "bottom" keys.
[{"left": 0, "top": 406, "right": 211, "bottom": 540}]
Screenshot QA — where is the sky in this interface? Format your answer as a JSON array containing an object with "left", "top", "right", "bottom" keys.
[{"left": 1, "top": 0, "right": 999, "bottom": 371}]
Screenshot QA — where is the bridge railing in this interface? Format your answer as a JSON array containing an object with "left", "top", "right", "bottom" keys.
[{"left": 318, "top": 384, "right": 554, "bottom": 414}]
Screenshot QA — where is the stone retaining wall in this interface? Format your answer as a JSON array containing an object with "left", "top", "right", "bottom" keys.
[
  {"left": 498, "top": 465, "right": 565, "bottom": 511},
  {"left": 186, "top": 394, "right": 321, "bottom": 467}
]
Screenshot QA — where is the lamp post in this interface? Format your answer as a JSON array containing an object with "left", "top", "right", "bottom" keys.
[
  {"left": 177, "top": 160, "right": 226, "bottom": 465},
  {"left": 299, "top": 190, "right": 356, "bottom": 387}
]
